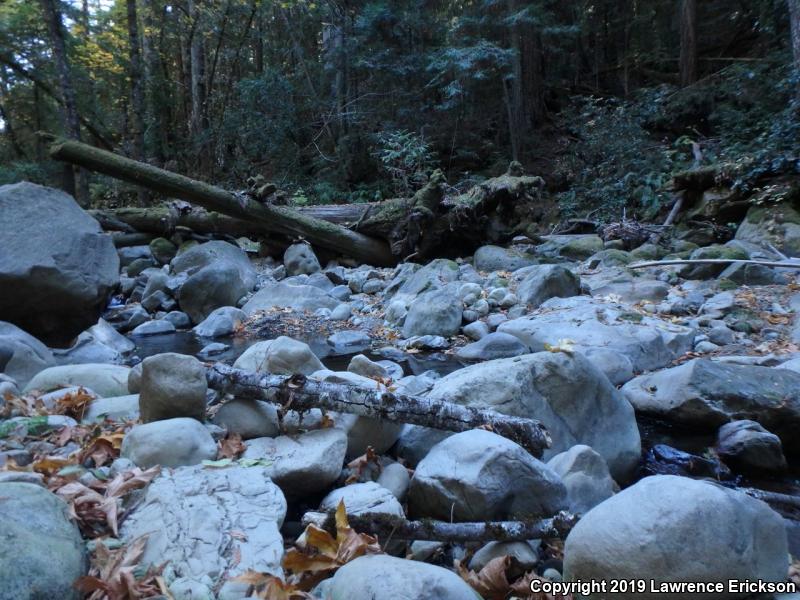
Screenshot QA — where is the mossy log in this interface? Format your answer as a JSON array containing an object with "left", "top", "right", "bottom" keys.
[
  {"left": 50, "top": 137, "right": 547, "bottom": 262},
  {"left": 205, "top": 363, "right": 552, "bottom": 457},
  {"left": 48, "top": 137, "right": 394, "bottom": 266}
]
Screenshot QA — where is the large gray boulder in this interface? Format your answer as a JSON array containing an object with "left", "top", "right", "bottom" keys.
[
  {"left": 408, "top": 429, "right": 567, "bottom": 521},
  {"left": 121, "top": 464, "right": 286, "bottom": 582},
  {"left": 121, "top": 418, "right": 217, "bottom": 468},
  {"left": 177, "top": 265, "right": 250, "bottom": 324},
  {"left": 402, "top": 290, "right": 462, "bottom": 338},
  {"left": 170, "top": 240, "right": 256, "bottom": 287},
  {"left": 0, "top": 321, "right": 55, "bottom": 388},
  {"left": 736, "top": 203, "right": 800, "bottom": 257},
  {"left": 171, "top": 241, "right": 256, "bottom": 323},
  {"left": 327, "top": 555, "right": 480, "bottom": 600},
  {"left": 0, "top": 182, "right": 119, "bottom": 346},
  {"left": 243, "top": 428, "right": 347, "bottom": 496},
  {"left": 426, "top": 352, "right": 640, "bottom": 481},
  {"left": 498, "top": 296, "right": 694, "bottom": 373},
  {"left": 516, "top": 264, "right": 581, "bottom": 308},
  {"left": 232, "top": 340, "right": 273, "bottom": 373},
  {"left": 390, "top": 258, "right": 460, "bottom": 297},
  {"left": 622, "top": 359, "right": 800, "bottom": 453},
  {"left": 0, "top": 482, "right": 86, "bottom": 600},
  {"left": 212, "top": 399, "right": 280, "bottom": 439},
  {"left": 284, "top": 242, "right": 321, "bottom": 275},
  {"left": 716, "top": 420, "right": 787, "bottom": 473},
  {"left": 242, "top": 282, "right": 339, "bottom": 315},
  {"left": 23, "top": 363, "right": 130, "bottom": 397},
  {"left": 138, "top": 353, "right": 207, "bottom": 422},
  {"left": 473, "top": 245, "right": 537, "bottom": 272},
  {"left": 563, "top": 475, "right": 788, "bottom": 599}
]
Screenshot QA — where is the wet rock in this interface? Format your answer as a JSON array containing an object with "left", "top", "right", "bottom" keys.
[
  {"left": 622, "top": 359, "right": 800, "bottom": 453},
  {"left": 192, "top": 306, "right": 246, "bottom": 338},
  {"left": 463, "top": 320, "right": 490, "bottom": 341},
  {"left": 0, "top": 482, "right": 86, "bottom": 600},
  {"left": 130, "top": 319, "right": 176, "bottom": 336},
  {"left": 455, "top": 332, "right": 529, "bottom": 361},
  {"left": 212, "top": 399, "right": 280, "bottom": 440},
  {"left": 0, "top": 182, "right": 119, "bottom": 345},
  {"left": 547, "top": 445, "right": 617, "bottom": 515},
  {"left": 163, "top": 311, "right": 192, "bottom": 329},
  {"left": 121, "top": 418, "right": 217, "bottom": 468},
  {"left": 243, "top": 428, "right": 347, "bottom": 495},
  {"left": 121, "top": 464, "right": 286, "bottom": 582},
  {"left": 23, "top": 363, "right": 130, "bottom": 397},
  {"left": 327, "top": 330, "right": 371, "bottom": 354},
  {"left": 717, "top": 420, "right": 787, "bottom": 473},
  {"left": 284, "top": 243, "right": 321, "bottom": 276},
  {"left": 643, "top": 444, "right": 732, "bottom": 480},
  {"left": 563, "top": 476, "right": 788, "bottom": 599},
  {"left": 139, "top": 353, "right": 207, "bottom": 422},
  {"left": 426, "top": 352, "right": 641, "bottom": 481}
]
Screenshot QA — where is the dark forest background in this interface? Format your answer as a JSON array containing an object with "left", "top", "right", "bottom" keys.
[{"left": 1, "top": 0, "right": 799, "bottom": 221}]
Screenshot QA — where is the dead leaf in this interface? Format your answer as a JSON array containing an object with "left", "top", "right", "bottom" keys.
[{"left": 219, "top": 432, "right": 246, "bottom": 460}]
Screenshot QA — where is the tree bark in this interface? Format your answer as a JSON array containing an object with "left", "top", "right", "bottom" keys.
[
  {"left": 204, "top": 364, "right": 552, "bottom": 457},
  {"left": 790, "top": 0, "right": 800, "bottom": 98},
  {"left": 302, "top": 511, "right": 578, "bottom": 542},
  {"left": 679, "top": 0, "right": 698, "bottom": 87},
  {"left": 38, "top": 0, "right": 90, "bottom": 205},
  {"left": 126, "top": 0, "right": 148, "bottom": 204},
  {"left": 48, "top": 137, "right": 395, "bottom": 266}
]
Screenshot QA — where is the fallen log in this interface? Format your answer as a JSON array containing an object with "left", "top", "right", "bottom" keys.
[
  {"left": 301, "top": 510, "right": 578, "bottom": 542},
  {"left": 49, "top": 136, "right": 549, "bottom": 262},
  {"left": 47, "top": 137, "right": 395, "bottom": 266},
  {"left": 630, "top": 259, "right": 800, "bottom": 270},
  {"left": 205, "top": 363, "right": 552, "bottom": 457}
]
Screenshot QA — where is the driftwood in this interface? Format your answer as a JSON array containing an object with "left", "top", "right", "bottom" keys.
[
  {"left": 47, "top": 137, "right": 395, "bottom": 266},
  {"left": 630, "top": 259, "right": 800, "bottom": 270},
  {"left": 205, "top": 363, "right": 552, "bottom": 457},
  {"left": 302, "top": 510, "right": 579, "bottom": 542},
  {"left": 742, "top": 487, "right": 800, "bottom": 512}
]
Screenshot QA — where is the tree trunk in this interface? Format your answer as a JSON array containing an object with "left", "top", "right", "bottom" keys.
[
  {"left": 205, "top": 364, "right": 552, "bottom": 457},
  {"left": 38, "top": 0, "right": 90, "bottom": 205},
  {"left": 790, "top": 0, "right": 800, "bottom": 98},
  {"left": 679, "top": 0, "right": 698, "bottom": 87},
  {"left": 140, "top": 0, "right": 166, "bottom": 165},
  {"left": 47, "top": 137, "right": 395, "bottom": 266},
  {"left": 188, "top": 0, "right": 207, "bottom": 141},
  {"left": 126, "top": 0, "right": 148, "bottom": 204}
]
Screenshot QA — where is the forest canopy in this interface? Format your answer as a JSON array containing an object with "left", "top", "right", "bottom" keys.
[{"left": 1, "top": 0, "right": 799, "bottom": 222}]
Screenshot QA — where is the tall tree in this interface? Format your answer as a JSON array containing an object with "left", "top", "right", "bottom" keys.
[
  {"left": 679, "top": 0, "right": 697, "bottom": 87},
  {"left": 38, "top": 0, "right": 89, "bottom": 204},
  {"left": 126, "top": 0, "right": 148, "bottom": 203},
  {"left": 790, "top": 0, "right": 800, "bottom": 97}
]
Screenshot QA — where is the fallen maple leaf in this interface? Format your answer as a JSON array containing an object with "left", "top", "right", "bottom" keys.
[
  {"left": 282, "top": 500, "right": 381, "bottom": 590},
  {"left": 219, "top": 432, "right": 246, "bottom": 460},
  {"left": 231, "top": 571, "right": 314, "bottom": 600}
]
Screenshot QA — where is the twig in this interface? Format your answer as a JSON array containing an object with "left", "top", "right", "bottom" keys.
[
  {"left": 205, "top": 364, "right": 552, "bottom": 457},
  {"left": 302, "top": 511, "right": 579, "bottom": 542}
]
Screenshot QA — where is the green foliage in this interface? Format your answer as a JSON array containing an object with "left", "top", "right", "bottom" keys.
[{"left": 374, "top": 129, "right": 438, "bottom": 195}]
